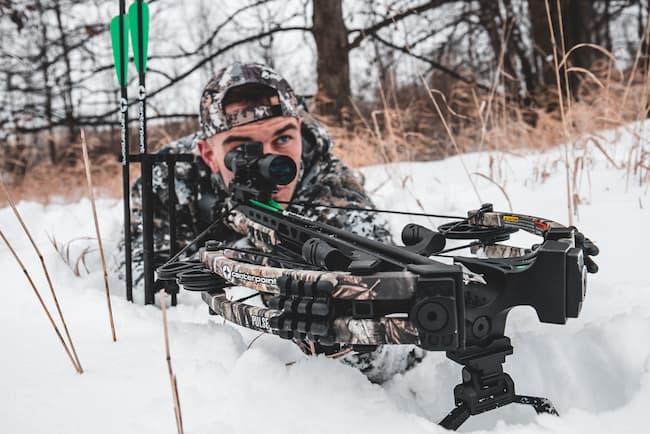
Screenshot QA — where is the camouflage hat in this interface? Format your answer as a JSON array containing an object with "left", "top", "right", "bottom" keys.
[{"left": 199, "top": 62, "right": 300, "bottom": 138}]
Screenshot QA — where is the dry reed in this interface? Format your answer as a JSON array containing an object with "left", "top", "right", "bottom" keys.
[
  {"left": 0, "top": 230, "right": 80, "bottom": 373},
  {"left": 0, "top": 180, "right": 83, "bottom": 373},
  {"left": 3, "top": 38, "right": 649, "bottom": 205},
  {"left": 81, "top": 130, "right": 117, "bottom": 342},
  {"left": 159, "top": 290, "right": 184, "bottom": 434}
]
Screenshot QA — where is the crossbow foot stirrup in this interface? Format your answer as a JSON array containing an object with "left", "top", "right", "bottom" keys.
[{"left": 439, "top": 337, "right": 558, "bottom": 431}]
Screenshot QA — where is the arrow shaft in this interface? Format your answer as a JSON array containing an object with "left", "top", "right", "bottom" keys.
[
  {"left": 137, "top": 0, "right": 147, "bottom": 153},
  {"left": 118, "top": 0, "right": 133, "bottom": 301},
  {"left": 132, "top": 0, "right": 154, "bottom": 304}
]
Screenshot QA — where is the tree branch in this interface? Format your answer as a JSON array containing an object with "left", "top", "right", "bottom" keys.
[
  {"left": 11, "top": 113, "right": 197, "bottom": 134},
  {"left": 370, "top": 33, "right": 490, "bottom": 91},
  {"left": 79, "top": 25, "right": 311, "bottom": 124},
  {"left": 347, "top": 0, "right": 454, "bottom": 50}
]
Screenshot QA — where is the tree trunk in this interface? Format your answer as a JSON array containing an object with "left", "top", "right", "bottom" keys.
[
  {"left": 565, "top": 0, "right": 595, "bottom": 70},
  {"left": 312, "top": 0, "right": 351, "bottom": 121},
  {"left": 37, "top": 0, "right": 56, "bottom": 163},
  {"left": 53, "top": 0, "right": 76, "bottom": 145},
  {"left": 501, "top": 0, "right": 539, "bottom": 99},
  {"left": 528, "top": 0, "right": 559, "bottom": 94},
  {"left": 528, "top": 0, "right": 596, "bottom": 99}
]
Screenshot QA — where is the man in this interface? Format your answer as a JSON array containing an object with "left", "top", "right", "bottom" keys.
[{"left": 121, "top": 62, "right": 423, "bottom": 383}]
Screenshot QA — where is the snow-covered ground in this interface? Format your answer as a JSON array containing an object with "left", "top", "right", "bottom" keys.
[{"left": 1, "top": 124, "right": 649, "bottom": 433}]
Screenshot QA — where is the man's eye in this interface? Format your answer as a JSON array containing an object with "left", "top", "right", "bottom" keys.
[{"left": 275, "top": 135, "right": 292, "bottom": 145}]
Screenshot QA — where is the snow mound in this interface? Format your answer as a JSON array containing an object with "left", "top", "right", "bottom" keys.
[{"left": 1, "top": 126, "right": 648, "bottom": 433}]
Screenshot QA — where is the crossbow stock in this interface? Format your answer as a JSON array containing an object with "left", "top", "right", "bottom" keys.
[{"left": 157, "top": 142, "right": 599, "bottom": 430}]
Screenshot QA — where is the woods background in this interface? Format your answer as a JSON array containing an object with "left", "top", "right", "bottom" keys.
[{"left": 1, "top": 0, "right": 649, "bottom": 199}]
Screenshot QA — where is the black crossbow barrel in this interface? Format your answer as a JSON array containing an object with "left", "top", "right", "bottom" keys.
[{"left": 158, "top": 142, "right": 600, "bottom": 430}]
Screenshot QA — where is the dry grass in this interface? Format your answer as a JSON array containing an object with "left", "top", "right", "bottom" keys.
[
  {"left": 0, "top": 120, "right": 197, "bottom": 205},
  {"left": 327, "top": 66, "right": 649, "bottom": 161},
  {"left": 48, "top": 235, "right": 97, "bottom": 277},
  {"left": 2, "top": 54, "right": 649, "bottom": 205}
]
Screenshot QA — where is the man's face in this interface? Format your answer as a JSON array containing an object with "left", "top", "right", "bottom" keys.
[{"left": 198, "top": 101, "right": 302, "bottom": 204}]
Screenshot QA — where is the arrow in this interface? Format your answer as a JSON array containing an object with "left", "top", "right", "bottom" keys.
[
  {"left": 128, "top": 1, "right": 149, "bottom": 74},
  {"left": 110, "top": 1, "right": 134, "bottom": 302},
  {"left": 109, "top": 11, "right": 129, "bottom": 86},
  {"left": 129, "top": 0, "right": 156, "bottom": 304}
]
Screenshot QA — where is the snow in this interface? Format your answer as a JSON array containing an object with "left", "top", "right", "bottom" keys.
[{"left": 1, "top": 123, "right": 649, "bottom": 433}]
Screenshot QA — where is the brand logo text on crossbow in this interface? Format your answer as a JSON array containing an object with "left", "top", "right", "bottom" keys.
[
  {"left": 250, "top": 315, "right": 270, "bottom": 330},
  {"left": 221, "top": 264, "right": 276, "bottom": 285}
]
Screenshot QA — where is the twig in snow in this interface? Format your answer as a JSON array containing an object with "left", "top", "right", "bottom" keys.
[
  {"left": 0, "top": 230, "right": 79, "bottom": 373},
  {"left": 471, "top": 172, "right": 513, "bottom": 212},
  {"left": 159, "top": 290, "right": 184, "bottom": 434},
  {"left": 246, "top": 332, "right": 265, "bottom": 350},
  {"left": 326, "top": 348, "right": 354, "bottom": 359},
  {"left": 81, "top": 130, "right": 116, "bottom": 342},
  {"left": 0, "top": 181, "right": 83, "bottom": 373},
  {"left": 47, "top": 235, "right": 97, "bottom": 277},
  {"left": 419, "top": 81, "right": 483, "bottom": 206},
  {"left": 544, "top": 0, "right": 574, "bottom": 226}
]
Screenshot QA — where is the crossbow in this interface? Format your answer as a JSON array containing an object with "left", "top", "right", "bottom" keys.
[{"left": 157, "top": 142, "right": 600, "bottom": 430}]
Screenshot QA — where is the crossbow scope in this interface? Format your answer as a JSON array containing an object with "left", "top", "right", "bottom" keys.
[
  {"left": 225, "top": 141, "right": 297, "bottom": 202},
  {"left": 158, "top": 143, "right": 600, "bottom": 430}
]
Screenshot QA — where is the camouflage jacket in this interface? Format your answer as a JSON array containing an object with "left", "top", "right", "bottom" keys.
[{"left": 119, "top": 110, "right": 392, "bottom": 288}]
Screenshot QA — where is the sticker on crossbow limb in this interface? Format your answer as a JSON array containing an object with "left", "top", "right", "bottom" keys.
[
  {"left": 332, "top": 272, "right": 417, "bottom": 301},
  {"left": 332, "top": 317, "right": 419, "bottom": 345},
  {"left": 226, "top": 210, "right": 277, "bottom": 251},
  {"left": 469, "top": 212, "right": 564, "bottom": 236},
  {"left": 203, "top": 250, "right": 283, "bottom": 293},
  {"left": 203, "top": 250, "right": 344, "bottom": 294},
  {"left": 205, "top": 293, "right": 280, "bottom": 332},
  {"left": 470, "top": 244, "right": 530, "bottom": 258}
]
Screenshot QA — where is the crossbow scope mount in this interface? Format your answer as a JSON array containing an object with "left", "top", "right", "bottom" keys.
[{"left": 157, "top": 143, "right": 600, "bottom": 430}]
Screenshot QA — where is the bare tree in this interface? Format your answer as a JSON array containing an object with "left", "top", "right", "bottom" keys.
[
  {"left": 2, "top": 0, "right": 648, "bottom": 146},
  {"left": 312, "top": 0, "right": 350, "bottom": 119}
]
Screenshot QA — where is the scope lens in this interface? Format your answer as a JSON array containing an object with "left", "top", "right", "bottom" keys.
[{"left": 259, "top": 154, "right": 297, "bottom": 185}]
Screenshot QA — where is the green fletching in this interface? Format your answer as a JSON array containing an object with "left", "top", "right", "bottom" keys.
[
  {"left": 109, "top": 15, "right": 129, "bottom": 85},
  {"left": 267, "top": 200, "right": 284, "bottom": 210},
  {"left": 128, "top": 2, "right": 150, "bottom": 73},
  {"left": 250, "top": 200, "right": 282, "bottom": 212}
]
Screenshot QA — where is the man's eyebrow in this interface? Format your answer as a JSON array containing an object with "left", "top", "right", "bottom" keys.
[
  {"left": 222, "top": 135, "right": 253, "bottom": 146},
  {"left": 272, "top": 123, "right": 297, "bottom": 136},
  {"left": 221, "top": 123, "right": 297, "bottom": 146}
]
